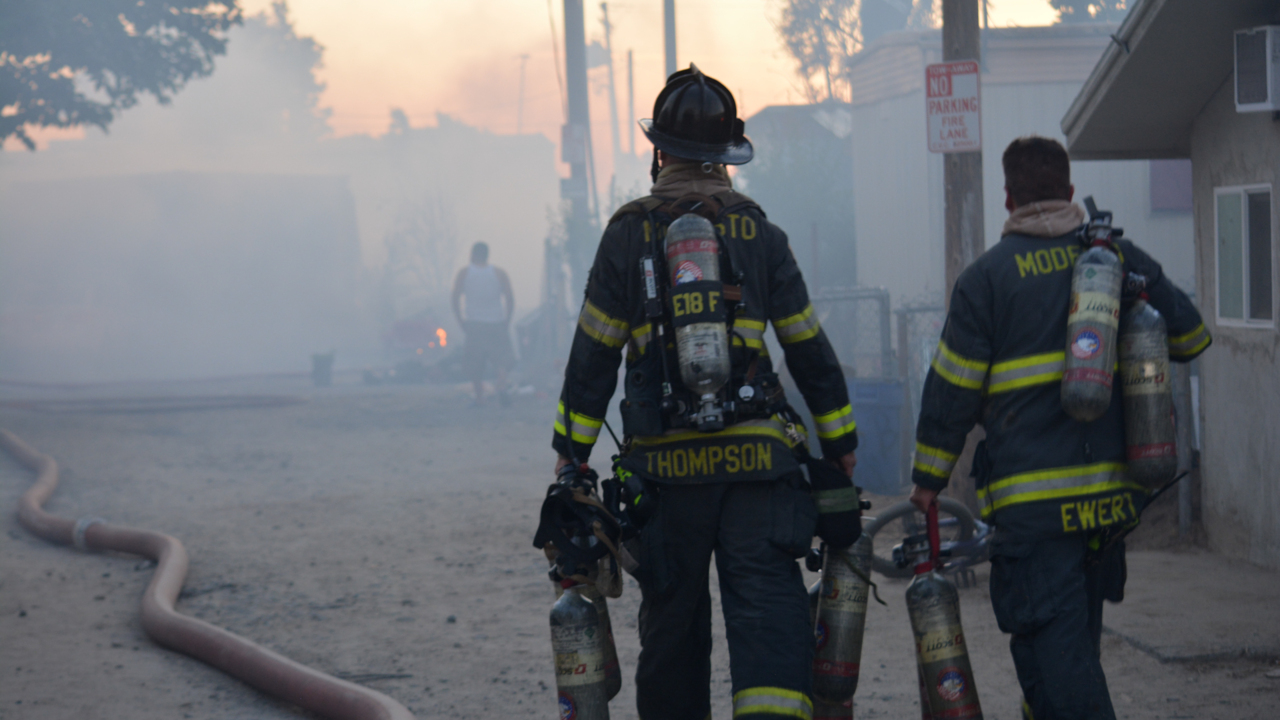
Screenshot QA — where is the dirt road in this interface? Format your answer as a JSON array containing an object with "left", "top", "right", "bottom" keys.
[{"left": 1, "top": 381, "right": 1275, "bottom": 719}]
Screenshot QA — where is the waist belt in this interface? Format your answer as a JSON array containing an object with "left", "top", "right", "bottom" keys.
[{"left": 622, "top": 417, "right": 802, "bottom": 484}]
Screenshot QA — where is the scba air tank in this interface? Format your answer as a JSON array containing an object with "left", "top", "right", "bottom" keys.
[
  {"left": 548, "top": 558, "right": 621, "bottom": 700},
  {"left": 551, "top": 582, "right": 611, "bottom": 720},
  {"left": 578, "top": 583, "right": 622, "bottom": 699},
  {"left": 905, "top": 506, "right": 982, "bottom": 720},
  {"left": 812, "top": 534, "right": 872, "bottom": 705},
  {"left": 1062, "top": 242, "right": 1123, "bottom": 422},
  {"left": 664, "top": 214, "right": 730, "bottom": 431},
  {"left": 1119, "top": 298, "right": 1177, "bottom": 487}
]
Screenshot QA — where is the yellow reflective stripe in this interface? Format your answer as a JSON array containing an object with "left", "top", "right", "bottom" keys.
[
  {"left": 554, "top": 401, "right": 603, "bottom": 445},
  {"left": 773, "top": 305, "right": 821, "bottom": 344},
  {"left": 913, "top": 442, "right": 958, "bottom": 479},
  {"left": 930, "top": 340, "right": 989, "bottom": 390},
  {"left": 813, "top": 404, "right": 856, "bottom": 440},
  {"left": 734, "top": 318, "right": 767, "bottom": 349},
  {"left": 578, "top": 300, "right": 629, "bottom": 348},
  {"left": 733, "top": 686, "right": 812, "bottom": 719},
  {"left": 632, "top": 418, "right": 791, "bottom": 447},
  {"left": 987, "top": 351, "right": 1065, "bottom": 394},
  {"left": 731, "top": 336, "right": 770, "bottom": 355},
  {"left": 630, "top": 323, "right": 653, "bottom": 355},
  {"left": 976, "top": 462, "right": 1142, "bottom": 513},
  {"left": 1168, "top": 323, "right": 1210, "bottom": 357}
]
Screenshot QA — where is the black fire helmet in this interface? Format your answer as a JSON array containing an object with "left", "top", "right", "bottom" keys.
[{"left": 639, "top": 63, "right": 753, "bottom": 166}]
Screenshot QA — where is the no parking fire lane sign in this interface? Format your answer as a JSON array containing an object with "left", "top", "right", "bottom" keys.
[{"left": 926, "top": 60, "right": 981, "bottom": 153}]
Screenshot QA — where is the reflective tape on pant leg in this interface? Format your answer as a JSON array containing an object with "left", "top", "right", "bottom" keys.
[{"left": 733, "top": 686, "right": 813, "bottom": 719}]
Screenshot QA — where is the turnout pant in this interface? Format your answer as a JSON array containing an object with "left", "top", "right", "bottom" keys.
[
  {"left": 631, "top": 478, "right": 817, "bottom": 720},
  {"left": 989, "top": 534, "right": 1126, "bottom": 720}
]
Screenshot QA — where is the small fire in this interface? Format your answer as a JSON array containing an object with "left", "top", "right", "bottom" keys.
[{"left": 436, "top": 328, "right": 447, "bottom": 347}]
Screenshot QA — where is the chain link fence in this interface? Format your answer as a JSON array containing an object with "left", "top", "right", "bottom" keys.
[
  {"left": 894, "top": 298, "right": 946, "bottom": 422},
  {"left": 811, "top": 286, "right": 894, "bottom": 379}
]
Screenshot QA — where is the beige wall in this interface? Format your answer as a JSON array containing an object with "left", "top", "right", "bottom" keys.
[
  {"left": 1191, "top": 79, "right": 1280, "bottom": 569},
  {"left": 849, "top": 80, "right": 1197, "bottom": 308}
]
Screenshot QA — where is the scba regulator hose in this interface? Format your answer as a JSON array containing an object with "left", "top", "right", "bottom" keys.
[{"left": 0, "top": 429, "right": 414, "bottom": 720}]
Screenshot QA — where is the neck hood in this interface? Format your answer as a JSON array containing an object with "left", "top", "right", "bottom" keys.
[
  {"left": 650, "top": 162, "right": 733, "bottom": 199},
  {"left": 1002, "top": 200, "right": 1086, "bottom": 238}
]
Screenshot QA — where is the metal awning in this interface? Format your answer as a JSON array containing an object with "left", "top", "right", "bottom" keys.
[{"left": 1061, "top": 0, "right": 1278, "bottom": 160}]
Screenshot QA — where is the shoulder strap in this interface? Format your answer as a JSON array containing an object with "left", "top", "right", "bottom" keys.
[
  {"left": 608, "top": 195, "right": 665, "bottom": 225},
  {"left": 711, "top": 189, "right": 763, "bottom": 217}
]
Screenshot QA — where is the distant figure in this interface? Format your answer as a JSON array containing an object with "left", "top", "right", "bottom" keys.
[{"left": 451, "top": 242, "right": 515, "bottom": 404}]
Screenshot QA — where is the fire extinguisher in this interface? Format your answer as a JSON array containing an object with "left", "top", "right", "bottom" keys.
[
  {"left": 812, "top": 534, "right": 873, "bottom": 705},
  {"left": 904, "top": 503, "right": 983, "bottom": 720},
  {"left": 665, "top": 213, "right": 731, "bottom": 432},
  {"left": 550, "top": 580, "right": 611, "bottom": 720},
  {"left": 1119, "top": 294, "right": 1177, "bottom": 487},
  {"left": 1062, "top": 197, "right": 1124, "bottom": 423}
]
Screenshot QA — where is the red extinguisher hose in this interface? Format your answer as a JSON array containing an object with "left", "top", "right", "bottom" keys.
[
  {"left": 1, "top": 429, "right": 415, "bottom": 720},
  {"left": 927, "top": 501, "right": 941, "bottom": 570}
]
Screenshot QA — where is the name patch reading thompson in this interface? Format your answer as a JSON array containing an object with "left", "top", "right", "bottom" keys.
[{"left": 643, "top": 442, "right": 774, "bottom": 478}]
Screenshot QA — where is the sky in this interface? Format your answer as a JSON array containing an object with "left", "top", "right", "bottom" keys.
[
  {"left": 12, "top": 1, "right": 1060, "bottom": 156},
  {"left": 233, "top": 0, "right": 1058, "bottom": 145}
]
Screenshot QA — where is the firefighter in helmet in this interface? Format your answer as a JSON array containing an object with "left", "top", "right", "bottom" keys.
[
  {"left": 909, "top": 136, "right": 1211, "bottom": 720},
  {"left": 551, "top": 65, "right": 861, "bottom": 719}
]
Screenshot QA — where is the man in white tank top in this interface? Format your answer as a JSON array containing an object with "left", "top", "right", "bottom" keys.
[{"left": 451, "top": 242, "right": 515, "bottom": 404}]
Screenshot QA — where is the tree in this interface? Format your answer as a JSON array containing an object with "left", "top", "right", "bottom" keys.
[
  {"left": 1050, "top": 0, "right": 1129, "bottom": 23},
  {"left": 778, "top": 0, "right": 861, "bottom": 103},
  {"left": 778, "top": 0, "right": 937, "bottom": 104},
  {"left": 0, "top": 0, "right": 242, "bottom": 150}
]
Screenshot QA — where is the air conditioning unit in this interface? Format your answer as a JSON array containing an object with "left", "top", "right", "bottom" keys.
[{"left": 1235, "top": 26, "right": 1280, "bottom": 112}]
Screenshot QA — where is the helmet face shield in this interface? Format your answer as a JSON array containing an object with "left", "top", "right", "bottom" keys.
[{"left": 640, "top": 64, "right": 753, "bottom": 165}]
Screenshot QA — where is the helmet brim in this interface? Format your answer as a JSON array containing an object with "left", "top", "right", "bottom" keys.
[{"left": 639, "top": 119, "right": 754, "bottom": 165}]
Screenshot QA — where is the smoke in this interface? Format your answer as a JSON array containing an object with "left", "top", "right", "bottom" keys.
[{"left": 0, "top": 9, "right": 557, "bottom": 383}]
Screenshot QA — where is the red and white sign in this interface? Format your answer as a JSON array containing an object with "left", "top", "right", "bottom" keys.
[{"left": 926, "top": 61, "right": 981, "bottom": 153}]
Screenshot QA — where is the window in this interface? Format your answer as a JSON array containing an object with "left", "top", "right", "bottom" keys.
[{"left": 1215, "top": 185, "right": 1274, "bottom": 325}]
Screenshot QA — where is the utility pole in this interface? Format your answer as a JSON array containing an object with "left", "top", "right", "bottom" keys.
[
  {"left": 601, "top": 4, "right": 622, "bottom": 165},
  {"left": 941, "top": 0, "right": 985, "bottom": 514},
  {"left": 627, "top": 49, "right": 636, "bottom": 156},
  {"left": 942, "top": 0, "right": 984, "bottom": 301},
  {"left": 516, "top": 53, "right": 530, "bottom": 134},
  {"left": 563, "top": 0, "right": 595, "bottom": 286},
  {"left": 664, "top": 0, "right": 676, "bottom": 77}
]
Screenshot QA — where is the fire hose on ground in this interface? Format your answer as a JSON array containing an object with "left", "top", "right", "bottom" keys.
[{"left": 0, "top": 429, "right": 415, "bottom": 720}]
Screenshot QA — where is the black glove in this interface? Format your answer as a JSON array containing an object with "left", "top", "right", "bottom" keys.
[
  {"left": 532, "top": 464, "right": 617, "bottom": 581},
  {"left": 805, "top": 456, "right": 863, "bottom": 550}
]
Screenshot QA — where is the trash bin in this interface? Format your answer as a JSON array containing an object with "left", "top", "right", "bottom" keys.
[{"left": 846, "top": 379, "right": 905, "bottom": 495}]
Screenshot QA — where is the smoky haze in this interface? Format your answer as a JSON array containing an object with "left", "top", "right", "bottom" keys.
[{"left": 0, "top": 9, "right": 558, "bottom": 383}]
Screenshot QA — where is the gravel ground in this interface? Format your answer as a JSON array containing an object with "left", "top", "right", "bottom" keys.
[{"left": 0, "top": 380, "right": 1276, "bottom": 719}]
